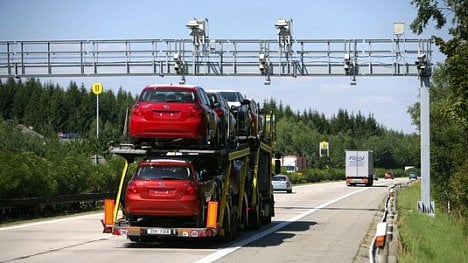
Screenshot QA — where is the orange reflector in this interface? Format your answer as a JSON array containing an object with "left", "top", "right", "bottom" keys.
[
  {"left": 376, "top": 235, "right": 385, "bottom": 248},
  {"left": 375, "top": 222, "right": 387, "bottom": 248},
  {"left": 104, "top": 199, "right": 115, "bottom": 226},
  {"left": 206, "top": 201, "right": 218, "bottom": 228}
]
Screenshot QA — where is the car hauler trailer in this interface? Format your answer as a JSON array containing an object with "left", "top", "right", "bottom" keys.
[{"left": 102, "top": 137, "right": 275, "bottom": 242}]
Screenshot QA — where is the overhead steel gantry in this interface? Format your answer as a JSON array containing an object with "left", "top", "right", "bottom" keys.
[
  {"left": 0, "top": 38, "right": 432, "bottom": 81},
  {"left": 0, "top": 18, "right": 434, "bottom": 214}
]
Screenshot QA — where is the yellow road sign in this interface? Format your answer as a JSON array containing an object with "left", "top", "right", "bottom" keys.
[
  {"left": 320, "top": 141, "right": 328, "bottom": 149},
  {"left": 92, "top": 82, "right": 103, "bottom": 95}
]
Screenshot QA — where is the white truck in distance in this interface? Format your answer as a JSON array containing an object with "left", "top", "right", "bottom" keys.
[
  {"left": 345, "top": 150, "right": 374, "bottom": 186},
  {"left": 281, "top": 155, "right": 308, "bottom": 173}
]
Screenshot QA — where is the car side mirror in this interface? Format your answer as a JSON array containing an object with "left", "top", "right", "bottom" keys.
[
  {"left": 199, "top": 170, "right": 211, "bottom": 180},
  {"left": 230, "top": 105, "right": 239, "bottom": 112},
  {"left": 213, "top": 102, "right": 221, "bottom": 109},
  {"left": 241, "top": 99, "right": 250, "bottom": 105}
]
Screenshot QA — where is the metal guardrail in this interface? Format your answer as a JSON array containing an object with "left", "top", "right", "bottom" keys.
[
  {"left": 369, "top": 182, "right": 413, "bottom": 263},
  {"left": 0, "top": 193, "right": 114, "bottom": 210}
]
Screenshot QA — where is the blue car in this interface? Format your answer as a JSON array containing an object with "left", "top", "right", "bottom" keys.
[{"left": 409, "top": 172, "right": 418, "bottom": 180}]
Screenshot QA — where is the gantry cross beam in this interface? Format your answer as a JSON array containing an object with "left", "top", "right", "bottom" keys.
[{"left": 0, "top": 38, "right": 432, "bottom": 80}]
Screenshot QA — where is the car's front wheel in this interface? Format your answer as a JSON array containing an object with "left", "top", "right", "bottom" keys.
[{"left": 200, "top": 129, "right": 209, "bottom": 146}]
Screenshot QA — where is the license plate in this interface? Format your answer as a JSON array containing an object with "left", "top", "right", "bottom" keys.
[
  {"left": 154, "top": 111, "right": 178, "bottom": 118},
  {"left": 147, "top": 228, "right": 172, "bottom": 235}
]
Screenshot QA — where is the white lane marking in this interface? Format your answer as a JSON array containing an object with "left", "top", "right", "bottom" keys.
[
  {"left": 194, "top": 187, "right": 369, "bottom": 263},
  {"left": 0, "top": 212, "right": 102, "bottom": 231}
]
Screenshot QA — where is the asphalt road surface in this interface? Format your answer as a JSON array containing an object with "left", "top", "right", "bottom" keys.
[{"left": 0, "top": 178, "right": 406, "bottom": 263}]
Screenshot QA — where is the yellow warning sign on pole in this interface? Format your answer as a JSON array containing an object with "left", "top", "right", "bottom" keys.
[
  {"left": 321, "top": 141, "right": 328, "bottom": 149},
  {"left": 92, "top": 82, "right": 103, "bottom": 95},
  {"left": 319, "top": 141, "right": 329, "bottom": 157}
]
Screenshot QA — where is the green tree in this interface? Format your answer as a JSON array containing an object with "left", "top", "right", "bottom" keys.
[
  {"left": 0, "top": 152, "right": 57, "bottom": 199},
  {"left": 0, "top": 78, "right": 17, "bottom": 120},
  {"left": 411, "top": 0, "right": 467, "bottom": 125},
  {"left": 411, "top": 0, "right": 468, "bottom": 215}
]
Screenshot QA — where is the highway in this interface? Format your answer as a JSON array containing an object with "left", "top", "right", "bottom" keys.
[{"left": 0, "top": 178, "right": 407, "bottom": 263}]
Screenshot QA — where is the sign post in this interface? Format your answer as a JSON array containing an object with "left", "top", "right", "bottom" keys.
[{"left": 92, "top": 82, "right": 103, "bottom": 139}]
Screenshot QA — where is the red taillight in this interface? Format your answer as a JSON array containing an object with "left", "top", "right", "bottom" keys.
[
  {"left": 127, "top": 180, "right": 138, "bottom": 193},
  {"left": 251, "top": 114, "right": 256, "bottom": 122},
  {"left": 132, "top": 104, "right": 143, "bottom": 116},
  {"left": 186, "top": 182, "right": 199, "bottom": 195},
  {"left": 189, "top": 104, "right": 204, "bottom": 118},
  {"left": 215, "top": 108, "right": 224, "bottom": 117}
]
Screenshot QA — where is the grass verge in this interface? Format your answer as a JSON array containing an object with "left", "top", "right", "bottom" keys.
[{"left": 397, "top": 181, "right": 467, "bottom": 263}]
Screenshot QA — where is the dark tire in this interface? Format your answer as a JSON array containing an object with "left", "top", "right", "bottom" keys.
[
  {"left": 261, "top": 211, "right": 272, "bottom": 224},
  {"left": 230, "top": 206, "right": 238, "bottom": 239},
  {"left": 260, "top": 199, "right": 273, "bottom": 225},
  {"left": 219, "top": 206, "right": 237, "bottom": 243},
  {"left": 248, "top": 203, "right": 261, "bottom": 230},
  {"left": 221, "top": 124, "right": 228, "bottom": 147},
  {"left": 263, "top": 216, "right": 272, "bottom": 224},
  {"left": 212, "top": 126, "right": 221, "bottom": 149},
  {"left": 287, "top": 189, "right": 292, "bottom": 193},
  {"left": 128, "top": 235, "right": 152, "bottom": 242},
  {"left": 128, "top": 236, "right": 140, "bottom": 242},
  {"left": 200, "top": 129, "right": 209, "bottom": 146}
]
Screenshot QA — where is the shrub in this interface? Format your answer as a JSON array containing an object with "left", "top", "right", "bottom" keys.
[{"left": 0, "top": 152, "right": 57, "bottom": 199}]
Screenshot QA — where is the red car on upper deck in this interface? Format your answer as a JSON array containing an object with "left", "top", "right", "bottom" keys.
[{"left": 129, "top": 85, "right": 219, "bottom": 147}]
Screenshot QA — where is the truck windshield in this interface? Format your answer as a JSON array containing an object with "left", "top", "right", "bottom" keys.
[{"left": 135, "top": 165, "right": 192, "bottom": 180}]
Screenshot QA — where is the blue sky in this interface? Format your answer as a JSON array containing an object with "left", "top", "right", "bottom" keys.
[{"left": 0, "top": 0, "right": 448, "bottom": 133}]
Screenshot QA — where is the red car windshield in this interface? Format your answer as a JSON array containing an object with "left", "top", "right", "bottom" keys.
[
  {"left": 135, "top": 165, "right": 192, "bottom": 180},
  {"left": 219, "top": 91, "right": 242, "bottom": 103},
  {"left": 139, "top": 89, "right": 196, "bottom": 103}
]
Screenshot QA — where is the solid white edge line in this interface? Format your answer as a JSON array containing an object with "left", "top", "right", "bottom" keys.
[
  {"left": 0, "top": 212, "right": 102, "bottom": 231},
  {"left": 194, "top": 187, "right": 369, "bottom": 263}
]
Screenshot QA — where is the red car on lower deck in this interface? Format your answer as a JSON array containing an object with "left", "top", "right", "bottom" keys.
[{"left": 125, "top": 157, "right": 218, "bottom": 225}]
